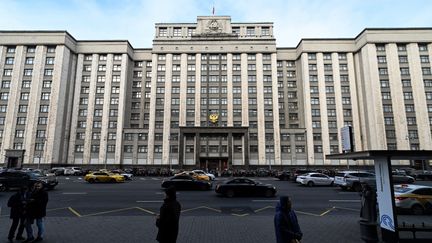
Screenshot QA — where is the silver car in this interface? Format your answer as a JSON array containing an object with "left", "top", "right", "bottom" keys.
[
  {"left": 296, "top": 172, "right": 334, "bottom": 186},
  {"left": 334, "top": 171, "right": 376, "bottom": 192}
]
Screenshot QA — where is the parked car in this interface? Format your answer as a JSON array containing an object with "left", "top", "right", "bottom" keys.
[
  {"left": 291, "top": 169, "right": 316, "bottom": 181},
  {"left": 215, "top": 178, "right": 276, "bottom": 198},
  {"left": 392, "top": 172, "right": 415, "bottom": 184},
  {"left": 161, "top": 175, "right": 212, "bottom": 190},
  {"left": 0, "top": 170, "right": 58, "bottom": 190},
  {"left": 64, "top": 167, "right": 83, "bottom": 176},
  {"left": 296, "top": 172, "right": 334, "bottom": 186},
  {"left": 394, "top": 184, "right": 432, "bottom": 215},
  {"left": 50, "top": 167, "right": 66, "bottom": 176},
  {"left": 275, "top": 171, "right": 291, "bottom": 181},
  {"left": 334, "top": 171, "right": 376, "bottom": 192},
  {"left": 174, "top": 171, "right": 210, "bottom": 181},
  {"left": 111, "top": 169, "right": 133, "bottom": 180},
  {"left": 192, "top": 170, "right": 215, "bottom": 180},
  {"left": 84, "top": 172, "right": 125, "bottom": 183}
]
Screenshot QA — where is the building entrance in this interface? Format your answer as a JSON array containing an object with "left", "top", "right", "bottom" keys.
[{"left": 199, "top": 158, "right": 228, "bottom": 172}]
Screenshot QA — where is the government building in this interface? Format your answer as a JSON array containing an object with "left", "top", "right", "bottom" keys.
[{"left": 1, "top": 16, "right": 432, "bottom": 170}]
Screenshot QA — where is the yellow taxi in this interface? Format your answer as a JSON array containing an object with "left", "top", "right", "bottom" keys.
[
  {"left": 84, "top": 172, "right": 125, "bottom": 183},
  {"left": 394, "top": 184, "right": 432, "bottom": 215},
  {"left": 174, "top": 171, "right": 210, "bottom": 181}
]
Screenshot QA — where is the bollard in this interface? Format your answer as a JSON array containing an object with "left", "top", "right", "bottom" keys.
[{"left": 359, "top": 219, "right": 379, "bottom": 243}]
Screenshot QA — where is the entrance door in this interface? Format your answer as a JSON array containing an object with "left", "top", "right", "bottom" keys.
[
  {"left": 7, "top": 157, "right": 18, "bottom": 168},
  {"left": 199, "top": 159, "right": 226, "bottom": 172}
]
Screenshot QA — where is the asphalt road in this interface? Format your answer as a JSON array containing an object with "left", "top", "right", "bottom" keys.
[
  {"left": 1, "top": 177, "right": 431, "bottom": 243},
  {"left": 1, "top": 177, "right": 431, "bottom": 217}
]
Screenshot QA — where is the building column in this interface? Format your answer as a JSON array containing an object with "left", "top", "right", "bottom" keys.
[
  {"left": 317, "top": 53, "right": 330, "bottom": 165},
  {"left": 271, "top": 53, "right": 281, "bottom": 165},
  {"left": 179, "top": 54, "right": 187, "bottom": 127},
  {"left": 83, "top": 54, "right": 99, "bottom": 164},
  {"left": 387, "top": 44, "right": 410, "bottom": 149},
  {"left": 147, "top": 54, "right": 158, "bottom": 164},
  {"left": 115, "top": 54, "right": 129, "bottom": 165},
  {"left": 253, "top": 54, "right": 266, "bottom": 165},
  {"left": 24, "top": 46, "right": 46, "bottom": 164},
  {"left": 162, "top": 54, "right": 173, "bottom": 165},
  {"left": 331, "top": 53, "right": 344, "bottom": 156},
  {"left": 67, "top": 54, "right": 84, "bottom": 164},
  {"left": 300, "top": 53, "right": 314, "bottom": 166},
  {"left": 348, "top": 53, "right": 363, "bottom": 153},
  {"left": 359, "top": 44, "right": 386, "bottom": 150},
  {"left": 408, "top": 43, "right": 432, "bottom": 150},
  {"left": 99, "top": 54, "right": 114, "bottom": 165},
  {"left": 227, "top": 53, "right": 233, "bottom": 126},
  {"left": 194, "top": 54, "right": 201, "bottom": 126},
  {"left": 241, "top": 53, "right": 250, "bottom": 126}
]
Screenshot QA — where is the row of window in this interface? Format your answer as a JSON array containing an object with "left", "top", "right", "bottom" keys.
[
  {"left": 377, "top": 55, "right": 430, "bottom": 64},
  {"left": 378, "top": 67, "right": 431, "bottom": 76},
  {"left": 83, "top": 54, "right": 122, "bottom": 61},
  {"left": 4, "top": 57, "right": 55, "bottom": 65},
  {"left": 157, "top": 26, "right": 271, "bottom": 37},
  {"left": 0, "top": 92, "right": 51, "bottom": 101},
  {"left": 5, "top": 46, "right": 56, "bottom": 53},
  {"left": 376, "top": 44, "right": 429, "bottom": 52},
  {"left": 3, "top": 68, "right": 54, "bottom": 77}
]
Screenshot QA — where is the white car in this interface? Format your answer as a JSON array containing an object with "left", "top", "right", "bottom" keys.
[
  {"left": 296, "top": 172, "right": 334, "bottom": 186},
  {"left": 192, "top": 170, "right": 216, "bottom": 180},
  {"left": 394, "top": 184, "right": 432, "bottom": 215},
  {"left": 64, "top": 167, "right": 83, "bottom": 176}
]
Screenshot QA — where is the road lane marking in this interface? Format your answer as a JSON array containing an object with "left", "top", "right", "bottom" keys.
[
  {"left": 181, "top": 206, "right": 222, "bottom": 213},
  {"left": 251, "top": 200, "right": 279, "bottom": 202},
  {"left": 68, "top": 207, "right": 82, "bottom": 217},
  {"left": 329, "top": 200, "right": 360, "bottom": 203},
  {"left": 231, "top": 213, "right": 249, "bottom": 217},
  {"left": 136, "top": 200, "right": 164, "bottom": 203},
  {"left": 296, "top": 211, "right": 320, "bottom": 217},
  {"left": 254, "top": 206, "right": 275, "bottom": 213},
  {"left": 320, "top": 207, "right": 336, "bottom": 216},
  {"left": 134, "top": 207, "right": 156, "bottom": 215},
  {"left": 334, "top": 206, "right": 360, "bottom": 212},
  {"left": 83, "top": 207, "right": 137, "bottom": 217},
  {"left": 338, "top": 192, "right": 358, "bottom": 194},
  {"left": 62, "top": 192, "right": 87, "bottom": 195}
]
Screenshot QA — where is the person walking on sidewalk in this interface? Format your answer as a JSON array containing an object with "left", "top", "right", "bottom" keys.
[
  {"left": 274, "top": 196, "right": 303, "bottom": 243},
  {"left": 156, "top": 186, "right": 181, "bottom": 243},
  {"left": 24, "top": 182, "right": 48, "bottom": 243},
  {"left": 7, "top": 185, "right": 29, "bottom": 242}
]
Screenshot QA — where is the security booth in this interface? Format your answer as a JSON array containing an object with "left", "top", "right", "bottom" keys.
[
  {"left": 4, "top": 149, "right": 25, "bottom": 168},
  {"left": 326, "top": 150, "right": 432, "bottom": 243}
]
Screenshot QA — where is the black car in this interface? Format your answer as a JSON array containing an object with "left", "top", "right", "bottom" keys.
[
  {"left": 161, "top": 175, "right": 212, "bottom": 190},
  {"left": 215, "top": 178, "right": 277, "bottom": 198},
  {"left": 0, "top": 170, "right": 58, "bottom": 191},
  {"left": 275, "top": 171, "right": 291, "bottom": 181}
]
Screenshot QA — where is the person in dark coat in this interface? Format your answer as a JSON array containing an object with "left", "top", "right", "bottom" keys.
[
  {"left": 7, "top": 186, "right": 29, "bottom": 241},
  {"left": 24, "top": 182, "right": 48, "bottom": 243},
  {"left": 274, "top": 196, "right": 302, "bottom": 243},
  {"left": 156, "top": 186, "right": 181, "bottom": 243}
]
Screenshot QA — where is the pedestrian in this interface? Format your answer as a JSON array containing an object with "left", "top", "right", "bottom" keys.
[
  {"left": 274, "top": 196, "right": 303, "bottom": 243},
  {"left": 7, "top": 185, "right": 29, "bottom": 242},
  {"left": 24, "top": 182, "right": 48, "bottom": 243},
  {"left": 156, "top": 186, "right": 181, "bottom": 243}
]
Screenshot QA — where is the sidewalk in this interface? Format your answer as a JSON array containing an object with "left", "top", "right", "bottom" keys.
[{"left": 1, "top": 214, "right": 362, "bottom": 243}]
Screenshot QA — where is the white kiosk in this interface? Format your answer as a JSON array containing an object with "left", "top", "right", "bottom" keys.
[{"left": 327, "top": 150, "right": 432, "bottom": 243}]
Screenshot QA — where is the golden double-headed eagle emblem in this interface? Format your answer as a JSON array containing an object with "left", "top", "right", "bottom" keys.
[{"left": 209, "top": 113, "right": 219, "bottom": 123}]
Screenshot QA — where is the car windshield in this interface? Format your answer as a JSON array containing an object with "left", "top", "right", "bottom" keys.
[
  {"left": 28, "top": 172, "right": 44, "bottom": 178},
  {"left": 394, "top": 187, "right": 412, "bottom": 193}
]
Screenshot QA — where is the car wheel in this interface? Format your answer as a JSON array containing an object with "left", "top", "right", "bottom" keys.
[
  {"left": 407, "top": 178, "right": 415, "bottom": 184},
  {"left": 352, "top": 183, "right": 362, "bottom": 192},
  {"left": 0, "top": 184, "right": 7, "bottom": 192},
  {"left": 283, "top": 176, "right": 289, "bottom": 181},
  {"left": 411, "top": 204, "right": 424, "bottom": 215},
  {"left": 264, "top": 189, "right": 274, "bottom": 198},
  {"left": 110, "top": 178, "right": 116, "bottom": 183},
  {"left": 340, "top": 186, "right": 348, "bottom": 191},
  {"left": 88, "top": 179, "right": 95, "bottom": 183},
  {"left": 225, "top": 190, "right": 235, "bottom": 198},
  {"left": 330, "top": 181, "right": 334, "bottom": 186},
  {"left": 307, "top": 181, "right": 314, "bottom": 187}
]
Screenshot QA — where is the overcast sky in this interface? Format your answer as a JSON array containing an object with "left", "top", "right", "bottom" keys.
[{"left": 1, "top": 0, "right": 432, "bottom": 48}]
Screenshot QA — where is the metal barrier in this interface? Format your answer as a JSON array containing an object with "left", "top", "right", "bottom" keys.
[{"left": 399, "top": 222, "right": 432, "bottom": 242}]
